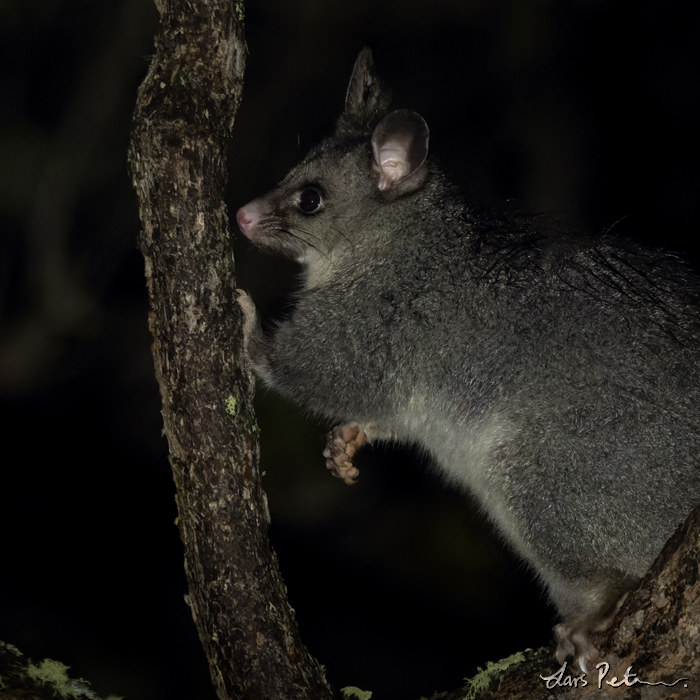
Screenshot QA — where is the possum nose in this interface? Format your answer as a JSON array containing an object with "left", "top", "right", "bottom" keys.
[
  {"left": 236, "top": 206, "right": 255, "bottom": 235},
  {"left": 236, "top": 199, "right": 267, "bottom": 238}
]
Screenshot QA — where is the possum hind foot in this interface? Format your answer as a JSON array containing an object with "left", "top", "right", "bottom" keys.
[
  {"left": 552, "top": 578, "right": 631, "bottom": 673},
  {"left": 554, "top": 621, "right": 603, "bottom": 673}
]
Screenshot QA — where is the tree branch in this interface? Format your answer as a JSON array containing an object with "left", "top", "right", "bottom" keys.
[{"left": 128, "top": 2, "right": 333, "bottom": 698}]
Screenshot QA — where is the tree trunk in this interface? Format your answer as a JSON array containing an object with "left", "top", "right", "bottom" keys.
[{"left": 128, "top": 1, "right": 334, "bottom": 698}]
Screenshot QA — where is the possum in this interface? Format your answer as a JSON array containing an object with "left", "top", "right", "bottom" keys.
[{"left": 235, "top": 47, "right": 700, "bottom": 670}]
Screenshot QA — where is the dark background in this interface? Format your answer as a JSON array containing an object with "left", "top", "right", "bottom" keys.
[{"left": 1, "top": 1, "right": 698, "bottom": 699}]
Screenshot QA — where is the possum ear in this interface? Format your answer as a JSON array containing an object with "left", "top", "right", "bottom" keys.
[
  {"left": 371, "top": 109, "right": 429, "bottom": 193},
  {"left": 337, "top": 47, "right": 391, "bottom": 136}
]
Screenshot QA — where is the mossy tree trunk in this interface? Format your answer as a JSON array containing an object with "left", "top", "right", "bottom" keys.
[{"left": 128, "top": 1, "right": 334, "bottom": 698}]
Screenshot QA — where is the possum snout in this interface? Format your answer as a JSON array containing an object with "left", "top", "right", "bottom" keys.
[{"left": 236, "top": 200, "right": 263, "bottom": 238}]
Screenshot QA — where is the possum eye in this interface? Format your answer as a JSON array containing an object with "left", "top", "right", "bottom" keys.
[{"left": 297, "top": 186, "right": 323, "bottom": 215}]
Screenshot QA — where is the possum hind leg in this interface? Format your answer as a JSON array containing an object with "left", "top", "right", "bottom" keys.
[{"left": 547, "top": 570, "right": 636, "bottom": 672}]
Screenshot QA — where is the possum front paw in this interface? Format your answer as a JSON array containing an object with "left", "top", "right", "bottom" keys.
[
  {"left": 236, "top": 289, "right": 272, "bottom": 381},
  {"left": 236, "top": 289, "right": 257, "bottom": 354},
  {"left": 323, "top": 423, "right": 367, "bottom": 485}
]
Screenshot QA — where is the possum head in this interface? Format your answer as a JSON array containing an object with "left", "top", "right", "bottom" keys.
[{"left": 236, "top": 49, "right": 429, "bottom": 280}]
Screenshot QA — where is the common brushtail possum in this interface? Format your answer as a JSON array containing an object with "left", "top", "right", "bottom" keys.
[{"left": 235, "top": 48, "right": 700, "bottom": 669}]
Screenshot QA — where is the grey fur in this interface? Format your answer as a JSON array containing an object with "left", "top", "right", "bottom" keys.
[{"left": 236, "top": 49, "right": 700, "bottom": 668}]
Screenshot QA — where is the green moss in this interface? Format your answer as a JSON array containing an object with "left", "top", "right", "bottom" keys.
[
  {"left": 27, "top": 660, "right": 72, "bottom": 697},
  {"left": 225, "top": 394, "right": 238, "bottom": 416},
  {"left": 26, "top": 659, "right": 122, "bottom": 700},
  {"left": 341, "top": 686, "right": 373, "bottom": 700},
  {"left": 463, "top": 652, "right": 526, "bottom": 700}
]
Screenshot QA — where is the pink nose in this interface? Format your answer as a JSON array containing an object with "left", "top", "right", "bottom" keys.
[{"left": 236, "top": 207, "right": 253, "bottom": 234}]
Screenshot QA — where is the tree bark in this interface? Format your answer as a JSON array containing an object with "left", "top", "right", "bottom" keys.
[{"left": 128, "top": 2, "right": 333, "bottom": 698}]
